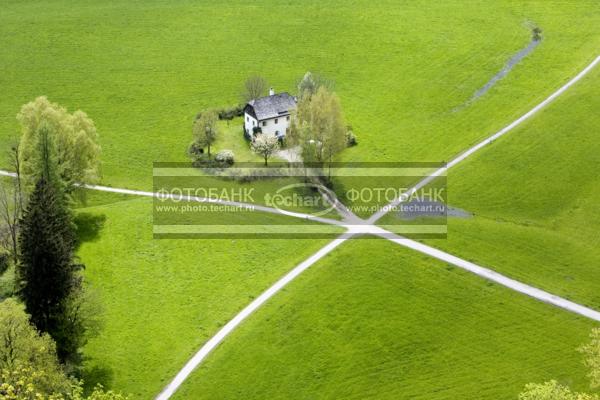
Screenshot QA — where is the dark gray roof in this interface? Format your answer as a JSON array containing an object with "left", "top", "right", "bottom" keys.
[{"left": 246, "top": 92, "right": 296, "bottom": 121}]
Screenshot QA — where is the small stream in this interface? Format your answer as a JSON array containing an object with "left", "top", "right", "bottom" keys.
[{"left": 455, "top": 37, "right": 541, "bottom": 110}]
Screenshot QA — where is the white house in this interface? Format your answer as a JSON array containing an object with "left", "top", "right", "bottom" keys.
[{"left": 243, "top": 88, "right": 296, "bottom": 139}]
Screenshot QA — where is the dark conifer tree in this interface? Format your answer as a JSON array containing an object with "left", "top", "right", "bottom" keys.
[{"left": 17, "top": 126, "right": 81, "bottom": 364}]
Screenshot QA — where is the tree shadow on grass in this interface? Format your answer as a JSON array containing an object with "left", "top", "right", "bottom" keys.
[
  {"left": 74, "top": 213, "right": 106, "bottom": 250},
  {"left": 81, "top": 363, "right": 115, "bottom": 393},
  {"left": 73, "top": 213, "right": 116, "bottom": 393}
]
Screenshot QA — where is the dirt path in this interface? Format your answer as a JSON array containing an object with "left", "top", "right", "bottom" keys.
[
  {"left": 3, "top": 55, "right": 599, "bottom": 400},
  {"left": 155, "top": 234, "right": 352, "bottom": 400},
  {"left": 369, "top": 226, "right": 600, "bottom": 320},
  {"left": 368, "top": 54, "right": 600, "bottom": 225},
  {"left": 155, "top": 54, "right": 600, "bottom": 400},
  {"left": 81, "top": 183, "right": 345, "bottom": 226}
]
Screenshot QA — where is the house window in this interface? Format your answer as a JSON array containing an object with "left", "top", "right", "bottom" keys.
[
  {"left": 275, "top": 118, "right": 278, "bottom": 124},
  {"left": 286, "top": 115, "right": 290, "bottom": 121},
  {"left": 253, "top": 120, "right": 256, "bottom": 126},
  {"left": 246, "top": 116, "right": 249, "bottom": 122},
  {"left": 262, "top": 121, "right": 267, "bottom": 127}
]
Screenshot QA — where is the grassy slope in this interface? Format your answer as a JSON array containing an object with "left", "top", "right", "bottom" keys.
[
  {"left": 1, "top": 1, "right": 599, "bottom": 189},
  {"left": 413, "top": 67, "right": 600, "bottom": 309},
  {"left": 2, "top": 1, "right": 599, "bottom": 398},
  {"left": 75, "top": 195, "right": 337, "bottom": 398},
  {"left": 172, "top": 239, "right": 597, "bottom": 400}
]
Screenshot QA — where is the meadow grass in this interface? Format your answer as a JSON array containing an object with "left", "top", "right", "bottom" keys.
[
  {"left": 3, "top": 1, "right": 600, "bottom": 398},
  {"left": 209, "top": 118, "right": 261, "bottom": 163},
  {"left": 402, "top": 67, "right": 600, "bottom": 308},
  {"left": 74, "top": 195, "right": 338, "bottom": 398},
  {"left": 2, "top": 1, "right": 600, "bottom": 189},
  {"left": 172, "top": 239, "right": 597, "bottom": 400}
]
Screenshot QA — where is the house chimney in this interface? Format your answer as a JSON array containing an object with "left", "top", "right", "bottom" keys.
[{"left": 269, "top": 87, "right": 274, "bottom": 96}]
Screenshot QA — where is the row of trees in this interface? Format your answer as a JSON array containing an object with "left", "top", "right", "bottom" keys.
[
  {"left": 190, "top": 110, "right": 219, "bottom": 159},
  {"left": 288, "top": 72, "right": 348, "bottom": 178},
  {"left": 0, "top": 97, "right": 123, "bottom": 398},
  {"left": 17, "top": 97, "right": 101, "bottom": 195},
  {"left": 14, "top": 97, "right": 101, "bottom": 367},
  {"left": 1, "top": 97, "right": 102, "bottom": 267}
]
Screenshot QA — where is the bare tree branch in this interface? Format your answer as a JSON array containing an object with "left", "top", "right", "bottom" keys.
[
  {"left": 0, "top": 142, "right": 24, "bottom": 264},
  {"left": 241, "top": 76, "right": 268, "bottom": 103}
]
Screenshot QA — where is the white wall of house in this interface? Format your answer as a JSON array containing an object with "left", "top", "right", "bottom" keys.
[
  {"left": 258, "top": 115, "right": 291, "bottom": 137},
  {"left": 244, "top": 112, "right": 258, "bottom": 134}
]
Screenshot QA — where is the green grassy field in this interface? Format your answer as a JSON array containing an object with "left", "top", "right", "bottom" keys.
[
  {"left": 171, "top": 239, "right": 597, "bottom": 400},
  {"left": 3, "top": 1, "right": 600, "bottom": 399},
  {"left": 74, "top": 195, "right": 337, "bottom": 398},
  {"left": 402, "top": 67, "right": 600, "bottom": 309},
  {"left": 2, "top": 1, "right": 600, "bottom": 189}
]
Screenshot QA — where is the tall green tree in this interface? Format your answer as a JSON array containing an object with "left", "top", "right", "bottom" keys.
[
  {"left": 191, "top": 109, "right": 219, "bottom": 158},
  {"left": 290, "top": 86, "right": 346, "bottom": 169},
  {"left": 17, "top": 96, "right": 101, "bottom": 195},
  {"left": 16, "top": 130, "right": 83, "bottom": 364},
  {"left": 297, "top": 72, "right": 334, "bottom": 101},
  {"left": 17, "top": 172, "right": 80, "bottom": 364}
]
